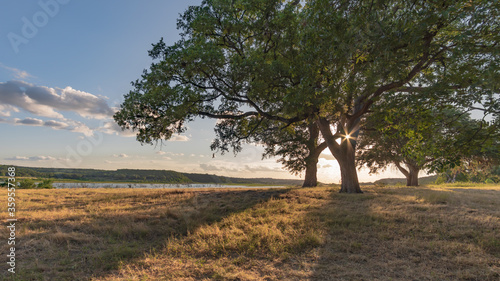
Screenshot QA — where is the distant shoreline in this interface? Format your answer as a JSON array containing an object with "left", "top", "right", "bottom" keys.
[{"left": 53, "top": 182, "right": 287, "bottom": 189}]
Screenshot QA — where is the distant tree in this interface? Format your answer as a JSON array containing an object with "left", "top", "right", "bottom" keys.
[{"left": 357, "top": 94, "right": 497, "bottom": 186}]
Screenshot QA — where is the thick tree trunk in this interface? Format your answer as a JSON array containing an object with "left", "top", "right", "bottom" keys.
[
  {"left": 317, "top": 118, "right": 363, "bottom": 193},
  {"left": 301, "top": 121, "right": 327, "bottom": 188},
  {"left": 407, "top": 165, "right": 419, "bottom": 186},
  {"left": 303, "top": 157, "right": 318, "bottom": 187},
  {"left": 395, "top": 161, "right": 420, "bottom": 186},
  {"left": 337, "top": 152, "right": 362, "bottom": 193}
]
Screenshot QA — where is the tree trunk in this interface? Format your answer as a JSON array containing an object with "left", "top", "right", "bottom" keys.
[
  {"left": 337, "top": 151, "right": 362, "bottom": 193},
  {"left": 301, "top": 121, "right": 327, "bottom": 188},
  {"left": 317, "top": 118, "right": 363, "bottom": 193},
  {"left": 407, "top": 165, "right": 419, "bottom": 186},
  {"left": 303, "top": 157, "right": 318, "bottom": 187},
  {"left": 395, "top": 161, "right": 420, "bottom": 186}
]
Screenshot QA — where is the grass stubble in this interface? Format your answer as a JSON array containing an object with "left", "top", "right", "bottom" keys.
[{"left": 0, "top": 184, "right": 498, "bottom": 280}]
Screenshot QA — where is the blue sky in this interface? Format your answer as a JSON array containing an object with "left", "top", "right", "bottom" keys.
[{"left": 0, "top": 0, "right": 401, "bottom": 183}]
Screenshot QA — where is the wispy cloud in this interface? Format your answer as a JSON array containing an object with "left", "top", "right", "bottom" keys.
[
  {"left": 0, "top": 104, "right": 19, "bottom": 117},
  {"left": 0, "top": 117, "right": 94, "bottom": 136},
  {"left": 100, "top": 121, "right": 136, "bottom": 137},
  {"left": 319, "top": 153, "right": 336, "bottom": 161},
  {"left": 199, "top": 163, "right": 284, "bottom": 174},
  {"left": 112, "top": 153, "right": 129, "bottom": 158},
  {"left": 200, "top": 163, "right": 241, "bottom": 172},
  {"left": 5, "top": 155, "right": 58, "bottom": 161},
  {"left": 171, "top": 135, "right": 190, "bottom": 142},
  {"left": 0, "top": 63, "right": 35, "bottom": 80},
  {"left": 16, "top": 117, "right": 43, "bottom": 125}
]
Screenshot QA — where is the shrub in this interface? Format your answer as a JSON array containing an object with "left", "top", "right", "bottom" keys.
[
  {"left": 485, "top": 178, "right": 497, "bottom": 184},
  {"left": 37, "top": 179, "right": 54, "bottom": 189},
  {"left": 17, "top": 178, "right": 54, "bottom": 189},
  {"left": 18, "top": 179, "right": 36, "bottom": 189}
]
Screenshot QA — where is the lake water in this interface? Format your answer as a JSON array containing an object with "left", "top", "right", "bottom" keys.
[{"left": 53, "top": 182, "right": 285, "bottom": 189}]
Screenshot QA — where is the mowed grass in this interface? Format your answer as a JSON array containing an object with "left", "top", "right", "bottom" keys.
[{"left": 0, "top": 184, "right": 499, "bottom": 280}]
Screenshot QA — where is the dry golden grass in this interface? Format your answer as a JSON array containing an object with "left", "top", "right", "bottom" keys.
[{"left": 1, "top": 184, "right": 499, "bottom": 280}]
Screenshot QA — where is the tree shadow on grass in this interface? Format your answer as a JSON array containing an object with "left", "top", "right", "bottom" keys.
[
  {"left": 3, "top": 188, "right": 291, "bottom": 281},
  {"left": 308, "top": 186, "right": 500, "bottom": 280}
]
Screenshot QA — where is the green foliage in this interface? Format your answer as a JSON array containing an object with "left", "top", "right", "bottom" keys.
[
  {"left": 18, "top": 179, "right": 37, "bottom": 189},
  {"left": 37, "top": 179, "right": 54, "bottom": 189},
  {"left": 438, "top": 163, "right": 500, "bottom": 184},
  {"left": 357, "top": 91, "right": 499, "bottom": 185},
  {"left": 213, "top": 118, "right": 326, "bottom": 177},
  {"left": 113, "top": 0, "right": 499, "bottom": 192},
  {"left": 16, "top": 178, "right": 54, "bottom": 189}
]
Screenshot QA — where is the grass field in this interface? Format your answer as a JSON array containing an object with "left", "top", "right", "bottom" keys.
[{"left": 1, "top": 184, "right": 499, "bottom": 280}]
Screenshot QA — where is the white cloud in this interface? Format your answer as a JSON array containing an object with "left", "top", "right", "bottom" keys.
[
  {"left": 4, "top": 117, "right": 94, "bottom": 136},
  {"left": 0, "top": 63, "right": 34, "bottom": 80},
  {"left": 199, "top": 163, "right": 285, "bottom": 174},
  {"left": 156, "top": 151, "right": 166, "bottom": 155},
  {"left": 5, "top": 156, "right": 29, "bottom": 161},
  {"left": 100, "top": 121, "right": 136, "bottom": 137},
  {"left": 113, "top": 153, "right": 129, "bottom": 158},
  {"left": 0, "top": 80, "right": 114, "bottom": 120},
  {"left": 69, "top": 122, "right": 94, "bottom": 136},
  {"left": 0, "top": 104, "right": 19, "bottom": 117},
  {"left": 0, "top": 80, "right": 193, "bottom": 141},
  {"left": 44, "top": 120, "right": 68, "bottom": 128},
  {"left": 5, "top": 155, "right": 57, "bottom": 161},
  {"left": 15, "top": 117, "right": 44, "bottom": 126},
  {"left": 200, "top": 163, "right": 240, "bottom": 172},
  {"left": 104, "top": 160, "right": 132, "bottom": 165},
  {"left": 171, "top": 135, "right": 190, "bottom": 142},
  {"left": 244, "top": 165, "right": 283, "bottom": 173},
  {"left": 319, "top": 152, "right": 336, "bottom": 161}
]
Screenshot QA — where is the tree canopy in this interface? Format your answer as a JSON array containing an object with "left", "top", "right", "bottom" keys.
[
  {"left": 356, "top": 93, "right": 497, "bottom": 186},
  {"left": 114, "top": 0, "right": 499, "bottom": 192}
]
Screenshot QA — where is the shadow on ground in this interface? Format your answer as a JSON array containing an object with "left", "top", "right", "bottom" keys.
[
  {"left": 4, "top": 188, "right": 291, "bottom": 281},
  {"left": 308, "top": 186, "right": 500, "bottom": 280}
]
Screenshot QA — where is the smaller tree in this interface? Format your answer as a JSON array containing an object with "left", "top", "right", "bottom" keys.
[
  {"left": 212, "top": 117, "right": 327, "bottom": 187},
  {"left": 356, "top": 94, "right": 493, "bottom": 186}
]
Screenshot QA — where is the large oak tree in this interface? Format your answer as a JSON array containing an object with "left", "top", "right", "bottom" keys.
[{"left": 114, "top": 0, "right": 498, "bottom": 193}]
